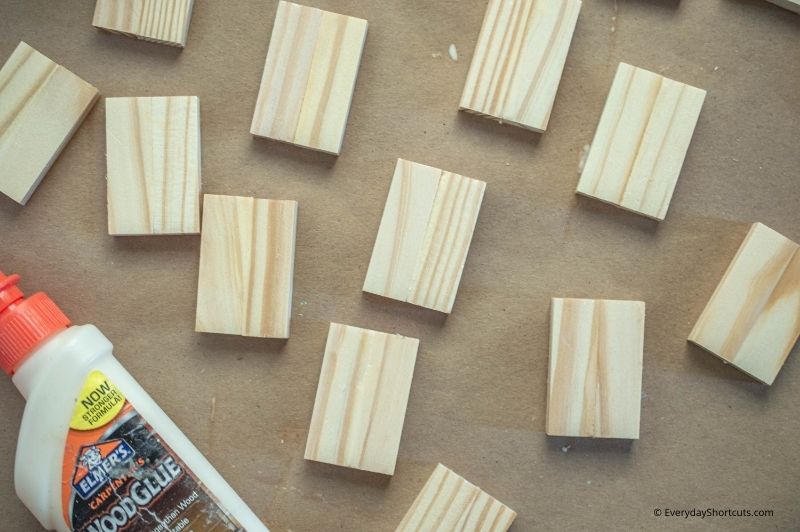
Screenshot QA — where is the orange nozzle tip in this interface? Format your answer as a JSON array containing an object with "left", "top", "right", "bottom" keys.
[{"left": 0, "top": 273, "right": 70, "bottom": 375}]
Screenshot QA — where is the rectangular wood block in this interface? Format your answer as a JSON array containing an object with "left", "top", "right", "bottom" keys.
[
  {"left": 304, "top": 323, "right": 418, "bottom": 475},
  {"left": 396, "top": 464, "right": 517, "bottom": 532},
  {"left": 92, "top": 0, "right": 195, "bottom": 47},
  {"left": 106, "top": 96, "right": 201, "bottom": 235},
  {"left": 0, "top": 42, "right": 99, "bottom": 205},
  {"left": 459, "top": 0, "right": 582, "bottom": 133},
  {"left": 250, "top": 1, "right": 367, "bottom": 155},
  {"left": 195, "top": 194, "right": 297, "bottom": 339},
  {"left": 767, "top": 0, "right": 800, "bottom": 14},
  {"left": 576, "top": 62, "right": 706, "bottom": 220},
  {"left": 547, "top": 298, "right": 645, "bottom": 439},
  {"left": 363, "top": 159, "right": 486, "bottom": 314},
  {"left": 689, "top": 223, "right": 800, "bottom": 385}
]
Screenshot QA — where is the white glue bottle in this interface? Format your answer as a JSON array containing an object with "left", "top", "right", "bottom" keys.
[{"left": 0, "top": 272, "right": 269, "bottom": 532}]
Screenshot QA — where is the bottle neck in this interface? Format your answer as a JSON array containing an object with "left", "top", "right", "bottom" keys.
[{"left": 11, "top": 327, "right": 69, "bottom": 400}]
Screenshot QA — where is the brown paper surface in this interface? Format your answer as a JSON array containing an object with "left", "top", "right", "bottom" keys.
[{"left": 1, "top": 1, "right": 799, "bottom": 530}]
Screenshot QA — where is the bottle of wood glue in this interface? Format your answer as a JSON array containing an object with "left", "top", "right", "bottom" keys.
[{"left": 0, "top": 272, "right": 268, "bottom": 532}]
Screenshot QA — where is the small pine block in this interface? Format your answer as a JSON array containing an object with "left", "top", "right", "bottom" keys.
[
  {"left": 363, "top": 159, "right": 486, "bottom": 314},
  {"left": 304, "top": 323, "right": 419, "bottom": 475},
  {"left": 576, "top": 62, "right": 706, "bottom": 220},
  {"left": 195, "top": 194, "right": 297, "bottom": 339},
  {"left": 0, "top": 42, "right": 99, "bottom": 205},
  {"left": 689, "top": 223, "right": 800, "bottom": 385},
  {"left": 250, "top": 1, "right": 368, "bottom": 155},
  {"left": 92, "top": 0, "right": 195, "bottom": 48},
  {"left": 106, "top": 96, "right": 201, "bottom": 235},
  {"left": 396, "top": 464, "right": 517, "bottom": 532},
  {"left": 547, "top": 298, "right": 645, "bottom": 439},
  {"left": 459, "top": 0, "right": 582, "bottom": 133},
  {"left": 767, "top": 0, "right": 800, "bottom": 14}
]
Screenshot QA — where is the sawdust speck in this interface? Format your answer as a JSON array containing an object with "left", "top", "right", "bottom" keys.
[{"left": 448, "top": 44, "right": 458, "bottom": 62}]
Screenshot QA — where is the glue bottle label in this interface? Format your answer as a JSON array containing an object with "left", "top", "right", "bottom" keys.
[{"left": 60, "top": 370, "right": 244, "bottom": 532}]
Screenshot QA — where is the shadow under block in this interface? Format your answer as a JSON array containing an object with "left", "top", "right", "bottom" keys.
[
  {"left": 106, "top": 96, "right": 201, "bottom": 235},
  {"left": 195, "top": 194, "right": 297, "bottom": 339},
  {"left": 396, "top": 464, "right": 517, "bottom": 532},
  {"left": 363, "top": 159, "right": 486, "bottom": 314},
  {"left": 547, "top": 298, "right": 645, "bottom": 439},
  {"left": 576, "top": 62, "right": 706, "bottom": 221},
  {"left": 0, "top": 42, "right": 99, "bottom": 205},
  {"left": 459, "top": 0, "right": 582, "bottom": 133},
  {"left": 767, "top": 0, "right": 800, "bottom": 14},
  {"left": 250, "top": 1, "right": 367, "bottom": 155},
  {"left": 689, "top": 223, "right": 800, "bottom": 385},
  {"left": 92, "top": 0, "right": 195, "bottom": 48},
  {"left": 304, "top": 323, "right": 419, "bottom": 475}
]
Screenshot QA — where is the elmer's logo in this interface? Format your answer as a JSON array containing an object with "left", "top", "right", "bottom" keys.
[{"left": 71, "top": 439, "right": 135, "bottom": 500}]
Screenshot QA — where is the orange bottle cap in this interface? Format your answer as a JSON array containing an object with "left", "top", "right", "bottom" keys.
[{"left": 0, "top": 272, "right": 70, "bottom": 375}]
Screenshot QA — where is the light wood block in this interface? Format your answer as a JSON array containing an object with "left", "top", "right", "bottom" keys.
[
  {"left": 767, "top": 0, "right": 800, "bottom": 14},
  {"left": 363, "top": 159, "right": 486, "bottom": 314},
  {"left": 0, "top": 42, "right": 99, "bottom": 205},
  {"left": 576, "top": 62, "right": 706, "bottom": 221},
  {"left": 250, "top": 1, "right": 367, "bottom": 155},
  {"left": 305, "top": 323, "right": 418, "bottom": 475},
  {"left": 396, "top": 464, "right": 517, "bottom": 532},
  {"left": 92, "top": 0, "right": 195, "bottom": 48},
  {"left": 106, "top": 96, "right": 201, "bottom": 235},
  {"left": 195, "top": 194, "right": 297, "bottom": 339},
  {"left": 689, "top": 223, "right": 800, "bottom": 385},
  {"left": 547, "top": 298, "right": 645, "bottom": 439},
  {"left": 459, "top": 0, "right": 582, "bottom": 133}
]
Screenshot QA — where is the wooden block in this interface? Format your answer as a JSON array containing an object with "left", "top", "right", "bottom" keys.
[
  {"left": 767, "top": 0, "right": 800, "bottom": 14},
  {"left": 0, "top": 42, "right": 99, "bottom": 205},
  {"left": 547, "top": 298, "right": 645, "bottom": 439},
  {"left": 92, "top": 0, "right": 195, "bottom": 48},
  {"left": 459, "top": 0, "right": 582, "bottom": 133},
  {"left": 689, "top": 223, "right": 800, "bottom": 385},
  {"left": 363, "top": 159, "right": 486, "bottom": 314},
  {"left": 396, "top": 464, "right": 517, "bottom": 532},
  {"left": 195, "top": 194, "right": 297, "bottom": 339},
  {"left": 250, "top": 1, "right": 367, "bottom": 155},
  {"left": 106, "top": 96, "right": 201, "bottom": 235},
  {"left": 576, "top": 62, "right": 706, "bottom": 221},
  {"left": 304, "top": 323, "right": 418, "bottom": 475}
]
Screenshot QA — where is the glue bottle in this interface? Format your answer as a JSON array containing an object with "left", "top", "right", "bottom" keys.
[{"left": 0, "top": 272, "right": 268, "bottom": 532}]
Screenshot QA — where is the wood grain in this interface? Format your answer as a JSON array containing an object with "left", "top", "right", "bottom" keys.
[
  {"left": 767, "top": 0, "right": 800, "bottom": 14},
  {"left": 459, "top": 0, "right": 582, "bottom": 133},
  {"left": 304, "top": 323, "right": 418, "bottom": 475},
  {"left": 250, "top": 1, "right": 367, "bottom": 155},
  {"left": 0, "top": 41, "right": 98, "bottom": 205},
  {"left": 396, "top": 464, "right": 517, "bottom": 532},
  {"left": 363, "top": 159, "right": 486, "bottom": 314},
  {"left": 195, "top": 194, "right": 298, "bottom": 339},
  {"left": 106, "top": 96, "right": 201, "bottom": 235},
  {"left": 92, "top": 0, "right": 195, "bottom": 48},
  {"left": 689, "top": 223, "right": 800, "bottom": 385},
  {"left": 547, "top": 298, "right": 645, "bottom": 439},
  {"left": 576, "top": 62, "right": 706, "bottom": 221}
]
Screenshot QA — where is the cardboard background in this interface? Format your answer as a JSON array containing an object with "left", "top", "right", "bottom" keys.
[{"left": 1, "top": 0, "right": 799, "bottom": 530}]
